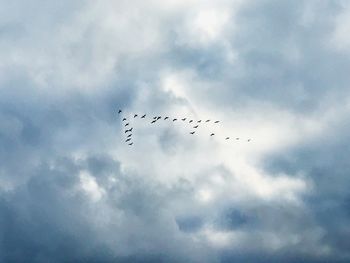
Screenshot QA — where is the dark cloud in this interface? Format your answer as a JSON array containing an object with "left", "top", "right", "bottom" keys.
[{"left": 176, "top": 215, "right": 203, "bottom": 233}]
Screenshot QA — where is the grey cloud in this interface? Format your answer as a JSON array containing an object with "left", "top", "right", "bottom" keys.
[
  {"left": 176, "top": 215, "right": 203, "bottom": 233},
  {"left": 1, "top": 0, "right": 350, "bottom": 262},
  {"left": 261, "top": 120, "right": 350, "bottom": 259},
  {"left": 0, "top": 150, "right": 211, "bottom": 262},
  {"left": 0, "top": 161, "right": 106, "bottom": 262},
  {"left": 168, "top": 0, "right": 350, "bottom": 114}
]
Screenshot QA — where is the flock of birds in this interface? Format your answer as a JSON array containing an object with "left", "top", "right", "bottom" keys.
[{"left": 118, "top": 109, "right": 252, "bottom": 146}]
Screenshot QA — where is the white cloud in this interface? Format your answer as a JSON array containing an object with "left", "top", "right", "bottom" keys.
[{"left": 79, "top": 170, "right": 106, "bottom": 202}]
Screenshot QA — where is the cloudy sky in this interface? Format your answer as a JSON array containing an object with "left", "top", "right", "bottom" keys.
[{"left": 1, "top": 0, "right": 350, "bottom": 262}]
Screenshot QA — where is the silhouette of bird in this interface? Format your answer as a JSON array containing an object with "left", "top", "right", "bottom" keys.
[
  {"left": 126, "top": 138, "right": 131, "bottom": 142},
  {"left": 193, "top": 125, "right": 199, "bottom": 128},
  {"left": 236, "top": 137, "right": 239, "bottom": 140},
  {"left": 157, "top": 116, "right": 161, "bottom": 120},
  {"left": 122, "top": 118, "right": 127, "bottom": 121},
  {"left": 124, "top": 130, "right": 129, "bottom": 133},
  {"left": 164, "top": 117, "right": 169, "bottom": 120},
  {"left": 210, "top": 133, "right": 215, "bottom": 136},
  {"left": 153, "top": 116, "right": 157, "bottom": 119},
  {"left": 190, "top": 131, "right": 195, "bottom": 134},
  {"left": 141, "top": 114, "right": 146, "bottom": 118},
  {"left": 189, "top": 120, "right": 193, "bottom": 123},
  {"left": 151, "top": 120, "right": 156, "bottom": 124},
  {"left": 247, "top": 139, "right": 251, "bottom": 142},
  {"left": 214, "top": 121, "right": 220, "bottom": 123},
  {"left": 128, "top": 142, "right": 133, "bottom": 146},
  {"left": 125, "top": 123, "right": 129, "bottom": 127},
  {"left": 197, "top": 120, "right": 202, "bottom": 123},
  {"left": 206, "top": 120, "right": 210, "bottom": 122},
  {"left": 127, "top": 134, "right": 132, "bottom": 138},
  {"left": 134, "top": 114, "right": 138, "bottom": 118},
  {"left": 173, "top": 118, "right": 177, "bottom": 121},
  {"left": 182, "top": 118, "right": 186, "bottom": 121},
  {"left": 225, "top": 137, "right": 230, "bottom": 140},
  {"left": 118, "top": 109, "right": 122, "bottom": 114}
]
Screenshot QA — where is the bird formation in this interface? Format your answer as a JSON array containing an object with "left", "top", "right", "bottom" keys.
[{"left": 117, "top": 109, "right": 252, "bottom": 146}]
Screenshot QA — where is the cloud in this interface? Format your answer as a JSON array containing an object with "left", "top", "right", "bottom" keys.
[{"left": 1, "top": 0, "right": 350, "bottom": 262}]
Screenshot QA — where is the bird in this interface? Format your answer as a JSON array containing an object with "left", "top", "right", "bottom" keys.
[
  {"left": 122, "top": 118, "right": 127, "bottom": 121},
  {"left": 214, "top": 121, "right": 220, "bottom": 123},
  {"left": 118, "top": 109, "right": 122, "bottom": 114},
  {"left": 141, "top": 114, "right": 146, "bottom": 118},
  {"left": 189, "top": 120, "right": 193, "bottom": 123},
  {"left": 125, "top": 138, "right": 131, "bottom": 142},
  {"left": 153, "top": 116, "right": 158, "bottom": 119},
  {"left": 210, "top": 133, "right": 215, "bottom": 136},
  {"left": 157, "top": 116, "right": 161, "bottom": 120},
  {"left": 206, "top": 120, "right": 210, "bottom": 122},
  {"left": 182, "top": 118, "right": 186, "bottom": 121},
  {"left": 197, "top": 120, "right": 202, "bottom": 123},
  {"left": 151, "top": 120, "right": 156, "bottom": 124},
  {"left": 127, "top": 134, "right": 132, "bottom": 138},
  {"left": 190, "top": 131, "right": 195, "bottom": 134},
  {"left": 164, "top": 117, "right": 169, "bottom": 120},
  {"left": 236, "top": 137, "right": 239, "bottom": 140},
  {"left": 173, "top": 118, "right": 177, "bottom": 121},
  {"left": 247, "top": 139, "right": 251, "bottom": 142},
  {"left": 125, "top": 123, "right": 129, "bottom": 127},
  {"left": 134, "top": 114, "right": 138, "bottom": 118},
  {"left": 124, "top": 130, "right": 129, "bottom": 133},
  {"left": 193, "top": 125, "right": 199, "bottom": 128},
  {"left": 128, "top": 142, "right": 133, "bottom": 146},
  {"left": 225, "top": 137, "right": 230, "bottom": 140}
]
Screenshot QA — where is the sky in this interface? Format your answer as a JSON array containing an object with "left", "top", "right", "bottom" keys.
[{"left": 1, "top": 0, "right": 350, "bottom": 262}]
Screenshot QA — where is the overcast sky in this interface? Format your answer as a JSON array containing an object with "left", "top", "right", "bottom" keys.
[{"left": 1, "top": 0, "right": 350, "bottom": 262}]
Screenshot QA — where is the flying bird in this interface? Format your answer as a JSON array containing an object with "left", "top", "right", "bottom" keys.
[
  {"left": 127, "top": 134, "right": 132, "bottom": 138},
  {"left": 128, "top": 143, "right": 133, "bottom": 146},
  {"left": 122, "top": 118, "right": 127, "bottom": 121},
  {"left": 205, "top": 120, "right": 210, "bottom": 122},
  {"left": 164, "top": 117, "right": 169, "bottom": 120},
  {"left": 134, "top": 114, "right": 138, "bottom": 118},
  {"left": 125, "top": 138, "right": 131, "bottom": 142},
  {"left": 236, "top": 137, "right": 239, "bottom": 140},
  {"left": 141, "top": 114, "right": 146, "bottom": 118},
  {"left": 153, "top": 116, "right": 158, "bottom": 119},
  {"left": 193, "top": 125, "right": 199, "bottom": 128},
  {"left": 173, "top": 118, "right": 177, "bottom": 121},
  {"left": 189, "top": 120, "right": 193, "bottom": 123},
  {"left": 125, "top": 123, "right": 129, "bottom": 127},
  {"left": 182, "top": 118, "right": 186, "bottom": 121},
  {"left": 157, "top": 116, "right": 162, "bottom": 120},
  {"left": 225, "top": 137, "right": 230, "bottom": 140},
  {"left": 151, "top": 120, "right": 156, "bottom": 123},
  {"left": 214, "top": 121, "right": 220, "bottom": 123},
  {"left": 118, "top": 109, "right": 122, "bottom": 114},
  {"left": 210, "top": 133, "right": 215, "bottom": 136},
  {"left": 197, "top": 120, "right": 202, "bottom": 123},
  {"left": 190, "top": 131, "right": 195, "bottom": 134},
  {"left": 247, "top": 139, "right": 251, "bottom": 142}
]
